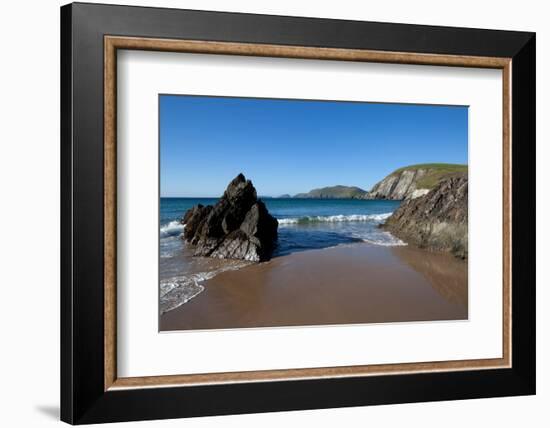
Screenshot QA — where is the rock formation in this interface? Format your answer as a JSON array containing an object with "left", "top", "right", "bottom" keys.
[
  {"left": 181, "top": 174, "right": 278, "bottom": 262},
  {"left": 383, "top": 173, "right": 468, "bottom": 258},
  {"left": 366, "top": 163, "right": 468, "bottom": 200}
]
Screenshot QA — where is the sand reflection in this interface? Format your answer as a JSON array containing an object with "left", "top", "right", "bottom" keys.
[{"left": 391, "top": 246, "right": 468, "bottom": 307}]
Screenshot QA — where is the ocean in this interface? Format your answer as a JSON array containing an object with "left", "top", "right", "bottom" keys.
[{"left": 159, "top": 197, "right": 404, "bottom": 313}]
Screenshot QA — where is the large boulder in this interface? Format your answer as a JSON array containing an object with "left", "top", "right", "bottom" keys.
[
  {"left": 180, "top": 174, "right": 278, "bottom": 262},
  {"left": 383, "top": 173, "right": 468, "bottom": 258}
]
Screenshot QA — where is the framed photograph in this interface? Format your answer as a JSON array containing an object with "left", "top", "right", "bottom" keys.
[{"left": 61, "top": 2, "right": 535, "bottom": 424}]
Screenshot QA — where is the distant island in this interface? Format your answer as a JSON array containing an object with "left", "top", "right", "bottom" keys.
[
  {"left": 282, "top": 163, "right": 467, "bottom": 200},
  {"left": 293, "top": 185, "right": 367, "bottom": 199}
]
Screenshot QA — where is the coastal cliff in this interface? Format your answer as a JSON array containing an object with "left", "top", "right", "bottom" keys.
[
  {"left": 181, "top": 174, "right": 278, "bottom": 262},
  {"left": 293, "top": 185, "right": 367, "bottom": 199},
  {"left": 366, "top": 163, "right": 467, "bottom": 200},
  {"left": 383, "top": 173, "right": 468, "bottom": 258}
]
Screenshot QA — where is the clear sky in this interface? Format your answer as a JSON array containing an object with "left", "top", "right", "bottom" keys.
[{"left": 160, "top": 95, "right": 468, "bottom": 197}]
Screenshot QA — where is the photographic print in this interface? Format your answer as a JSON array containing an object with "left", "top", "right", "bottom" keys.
[{"left": 159, "top": 95, "right": 468, "bottom": 331}]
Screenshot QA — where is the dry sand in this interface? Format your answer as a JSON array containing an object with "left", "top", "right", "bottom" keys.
[{"left": 160, "top": 243, "right": 467, "bottom": 331}]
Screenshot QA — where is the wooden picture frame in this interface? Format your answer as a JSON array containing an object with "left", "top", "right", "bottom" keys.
[{"left": 61, "top": 2, "right": 535, "bottom": 424}]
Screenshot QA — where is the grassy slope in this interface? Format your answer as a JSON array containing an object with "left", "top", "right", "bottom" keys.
[{"left": 390, "top": 163, "right": 468, "bottom": 189}]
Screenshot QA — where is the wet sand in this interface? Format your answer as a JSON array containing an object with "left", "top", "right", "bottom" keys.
[{"left": 160, "top": 243, "right": 467, "bottom": 331}]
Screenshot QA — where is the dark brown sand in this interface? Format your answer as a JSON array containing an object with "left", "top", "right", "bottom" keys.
[{"left": 160, "top": 243, "right": 467, "bottom": 331}]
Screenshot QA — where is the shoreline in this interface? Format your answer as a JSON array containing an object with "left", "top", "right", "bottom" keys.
[{"left": 160, "top": 242, "right": 467, "bottom": 331}]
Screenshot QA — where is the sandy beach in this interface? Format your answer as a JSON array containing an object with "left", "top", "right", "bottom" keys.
[{"left": 160, "top": 243, "right": 467, "bottom": 331}]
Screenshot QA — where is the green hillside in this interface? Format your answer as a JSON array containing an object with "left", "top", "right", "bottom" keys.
[{"left": 391, "top": 163, "right": 468, "bottom": 189}]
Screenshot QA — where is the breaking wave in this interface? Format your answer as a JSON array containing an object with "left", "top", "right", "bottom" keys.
[
  {"left": 160, "top": 220, "right": 185, "bottom": 238},
  {"left": 277, "top": 213, "right": 392, "bottom": 225}
]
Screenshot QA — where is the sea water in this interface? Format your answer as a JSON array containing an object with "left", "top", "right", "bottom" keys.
[{"left": 159, "top": 197, "right": 404, "bottom": 313}]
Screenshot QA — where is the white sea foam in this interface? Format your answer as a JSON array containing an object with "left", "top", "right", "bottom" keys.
[
  {"left": 160, "top": 252, "right": 175, "bottom": 259},
  {"left": 359, "top": 234, "right": 407, "bottom": 246},
  {"left": 160, "top": 277, "right": 204, "bottom": 314},
  {"left": 160, "top": 220, "right": 185, "bottom": 238},
  {"left": 160, "top": 261, "right": 251, "bottom": 313},
  {"left": 277, "top": 212, "right": 392, "bottom": 225}
]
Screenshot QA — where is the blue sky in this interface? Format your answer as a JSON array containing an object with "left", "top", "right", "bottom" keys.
[{"left": 160, "top": 95, "right": 468, "bottom": 197}]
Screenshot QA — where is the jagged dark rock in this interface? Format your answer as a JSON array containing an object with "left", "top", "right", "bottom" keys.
[
  {"left": 383, "top": 173, "right": 468, "bottom": 258},
  {"left": 182, "top": 204, "right": 212, "bottom": 242},
  {"left": 180, "top": 174, "right": 278, "bottom": 262}
]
